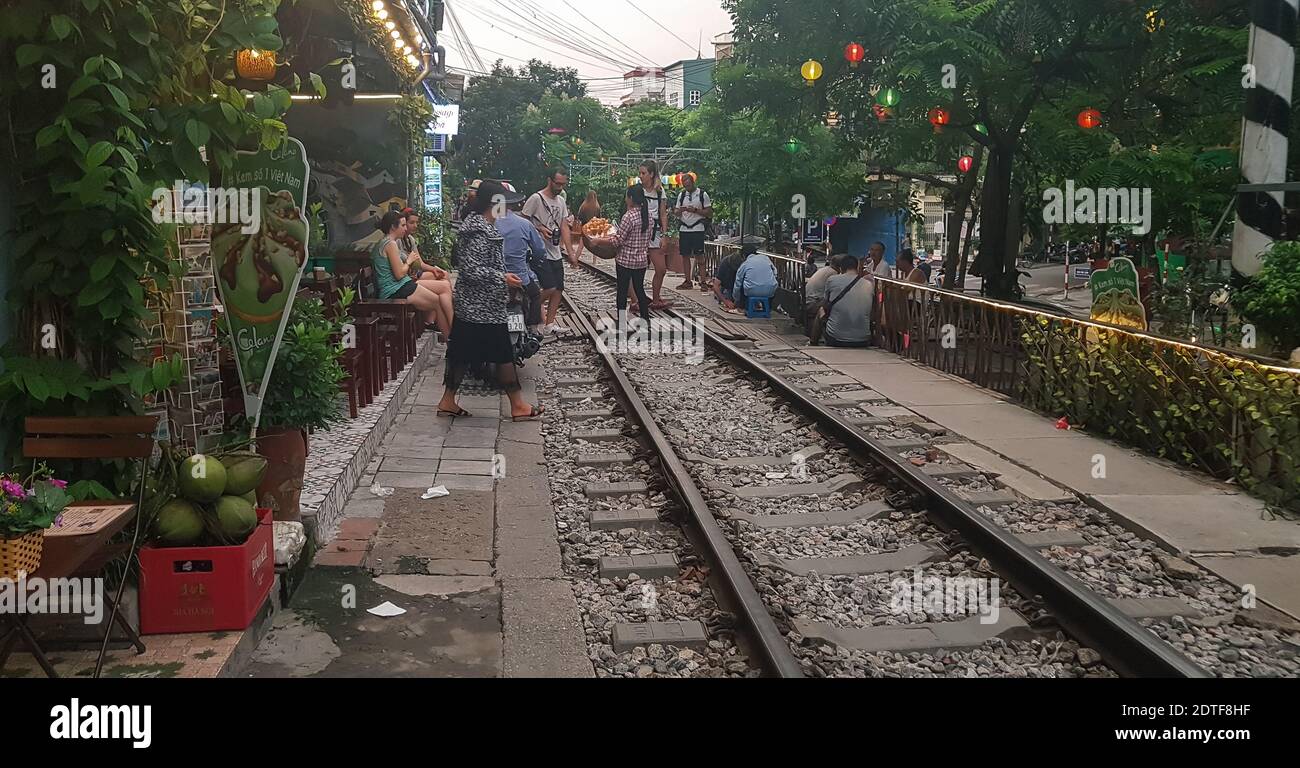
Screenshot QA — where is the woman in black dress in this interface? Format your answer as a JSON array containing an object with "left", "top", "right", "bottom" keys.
[{"left": 436, "top": 180, "right": 544, "bottom": 420}]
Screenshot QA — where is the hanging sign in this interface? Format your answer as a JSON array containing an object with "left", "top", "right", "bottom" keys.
[
  {"left": 802, "top": 218, "right": 825, "bottom": 244},
  {"left": 214, "top": 137, "right": 311, "bottom": 432},
  {"left": 1089, "top": 256, "right": 1146, "bottom": 330},
  {"left": 431, "top": 104, "right": 460, "bottom": 136}
]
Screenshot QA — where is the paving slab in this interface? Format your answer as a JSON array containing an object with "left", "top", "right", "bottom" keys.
[
  {"left": 442, "top": 427, "right": 500, "bottom": 448},
  {"left": 369, "top": 489, "right": 495, "bottom": 571},
  {"left": 438, "top": 459, "right": 496, "bottom": 476},
  {"left": 938, "top": 443, "right": 1074, "bottom": 502},
  {"left": 986, "top": 437, "right": 1217, "bottom": 496},
  {"left": 1192, "top": 555, "right": 1300, "bottom": 619},
  {"left": 912, "top": 403, "right": 1073, "bottom": 441},
  {"left": 441, "top": 447, "right": 497, "bottom": 461},
  {"left": 374, "top": 471, "right": 437, "bottom": 489},
  {"left": 379, "top": 456, "right": 441, "bottom": 474},
  {"left": 502, "top": 578, "right": 594, "bottom": 677},
  {"left": 858, "top": 376, "right": 1004, "bottom": 408},
  {"left": 1090, "top": 493, "right": 1300, "bottom": 554},
  {"left": 434, "top": 473, "right": 495, "bottom": 491}
]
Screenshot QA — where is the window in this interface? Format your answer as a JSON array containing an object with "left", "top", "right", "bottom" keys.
[
  {"left": 668, "top": 92, "right": 680, "bottom": 107},
  {"left": 689, "top": 90, "right": 701, "bottom": 106}
]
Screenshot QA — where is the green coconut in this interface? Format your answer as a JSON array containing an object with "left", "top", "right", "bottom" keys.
[
  {"left": 155, "top": 498, "right": 204, "bottom": 546},
  {"left": 241, "top": 489, "right": 259, "bottom": 506},
  {"left": 178, "top": 454, "right": 227, "bottom": 502},
  {"left": 215, "top": 495, "right": 258, "bottom": 541},
  {"left": 219, "top": 453, "right": 268, "bottom": 496}
]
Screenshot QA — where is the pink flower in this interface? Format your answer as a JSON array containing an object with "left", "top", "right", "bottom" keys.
[
  {"left": 50, "top": 479, "right": 67, "bottom": 489},
  {"left": 1, "top": 479, "right": 25, "bottom": 499},
  {"left": 54, "top": 514, "right": 64, "bottom": 528}
]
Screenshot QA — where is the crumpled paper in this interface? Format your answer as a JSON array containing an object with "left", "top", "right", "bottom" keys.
[
  {"left": 369, "top": 482, "right": 395, "bottom": 497},
  {"left": 421, "top": 484, "right": 450, "bottom": 499}
]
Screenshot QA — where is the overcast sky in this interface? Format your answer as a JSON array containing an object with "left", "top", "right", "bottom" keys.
[{"left": 440, "top": 0, "right": 734, "bottom": 104}]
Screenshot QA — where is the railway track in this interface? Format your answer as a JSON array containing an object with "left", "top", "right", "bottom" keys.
[{"left": 535, "top": 259, "right": 1298, "bottom": 678}]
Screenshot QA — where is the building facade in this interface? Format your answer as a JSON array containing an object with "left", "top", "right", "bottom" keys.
[
  {"left": 621, "top": 67, "right": 666, "bottom": 106},
  {"left": 663, "top": 58, "right": 714, "bottom": 110}
]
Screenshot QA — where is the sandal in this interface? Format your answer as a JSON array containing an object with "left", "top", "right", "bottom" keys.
[
  {"left": 436, "top": 406, "right": 473, "bottom": 418},
  {"left": 511, "top": 404, "right": 545, "bottom": 422}
]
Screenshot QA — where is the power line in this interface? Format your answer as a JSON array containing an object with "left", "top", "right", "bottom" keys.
[
  {"left": 559, "top": 0, "right": 648, "bottom": 64},
  {"left": 445, "top": 1, "right": 487, "bottom": 71},
  {"left": 618, "top": 0, "right": 697, "bottom": 55},
  {"left": 463, "top": 0, "right": 634, "bottom": 70},
  {"left": 512, "top": 0, "right": 643, "bottom": 71},
  {"left": 455, "top": 2, "right": 631, "bottom": 74}
]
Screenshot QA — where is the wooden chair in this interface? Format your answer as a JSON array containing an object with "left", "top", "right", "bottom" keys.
[{"left": 8, "top": 416, "right": 159, "bottom": 678}]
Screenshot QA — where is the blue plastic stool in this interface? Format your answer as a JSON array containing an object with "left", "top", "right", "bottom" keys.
[{"left": 745, "top": 295, "right": 772, "bottom": 319}]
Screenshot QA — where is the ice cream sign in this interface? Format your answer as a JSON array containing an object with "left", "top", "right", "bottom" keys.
[
  {"left": 1089, "top": 257, "right": 1147, "bottom": 331},
  {"left": 215, "top": 137, "right": 311, "bottom": 433}
]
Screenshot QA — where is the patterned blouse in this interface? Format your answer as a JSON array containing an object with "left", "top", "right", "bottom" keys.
[
  {"left": 609, "top": 208, "right": 651, "bottom": 269},
  {"left": 452, "top": 213, "right": 507, "bottom": 324}
]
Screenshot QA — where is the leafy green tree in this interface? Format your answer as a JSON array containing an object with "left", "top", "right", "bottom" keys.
[{"left": 619, "top": 101, "right": 678, "bottom": 153}]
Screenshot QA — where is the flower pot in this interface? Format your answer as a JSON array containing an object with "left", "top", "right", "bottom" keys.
[
  {"left": 255, "top": 426, "right": 309, "bottom": 522},
  {"left": 0, "top": 531, "right": 44, "bottom": 580}
]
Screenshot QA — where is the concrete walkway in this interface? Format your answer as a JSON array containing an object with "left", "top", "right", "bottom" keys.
[
  {"left": 624, "top": 258, "right": 1300, "bottom": 622},
  {"left": 244, "top": 348, "right": 593, "bottom": 677}
]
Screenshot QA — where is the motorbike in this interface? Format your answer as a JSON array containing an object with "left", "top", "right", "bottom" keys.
[{"left": 506, "top": 285, "right": 542, "bottom": 366}]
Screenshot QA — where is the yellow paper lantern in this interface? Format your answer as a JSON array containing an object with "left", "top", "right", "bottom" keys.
[
  {"left": 800, "top": 59, "right": 823, "bottom": 86},
  {"left": 236, "top": 49, "right": 276, "bottom": 81}
]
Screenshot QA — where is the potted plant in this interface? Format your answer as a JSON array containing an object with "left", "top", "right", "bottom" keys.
[
  {"left": 251, "top": 295, "right": 349, "bottom": 521},
  {"left": 0, "top": 466, "right": 71, "bottom": 579}
]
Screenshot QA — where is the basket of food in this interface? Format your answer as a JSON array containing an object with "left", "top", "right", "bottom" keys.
[{"left": 581, "top": 217, "right": 619, "bottom": 260}]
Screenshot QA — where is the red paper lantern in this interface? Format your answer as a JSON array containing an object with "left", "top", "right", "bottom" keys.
[
  {"left": 872, "top": 104, "right": 891, "bottom": 122},
  {"left": 957, "top": 155, "right": 974, "bottom": 173},
  {"left": 928, "top": 107, "right": 950, "bottom": 132},
  {"left": 1077, "top": 107, "right": 1103, "bottom": 129},
  {"left": 844, "top": 42, "right": 865, "bottom": 68}
]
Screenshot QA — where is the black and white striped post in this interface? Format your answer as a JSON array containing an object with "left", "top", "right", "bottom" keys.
[{"left": 1233, "top": 0, "right": 1300, "bottom": 276}]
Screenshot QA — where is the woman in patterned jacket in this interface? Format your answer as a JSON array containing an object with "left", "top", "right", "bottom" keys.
[{"left": 436, "top": 180, "right": 544, "bottom": 421}]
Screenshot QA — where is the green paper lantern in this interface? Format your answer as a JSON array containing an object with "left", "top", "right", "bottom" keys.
[
  {"left": 783, "top": 137, "right": 804, "bottom": 154},
  {"left": 876, "top": 88, "right": 900, "bottom": 108},
  {"left": 974, "top": 123, "right": 989, "bottom": 135}
]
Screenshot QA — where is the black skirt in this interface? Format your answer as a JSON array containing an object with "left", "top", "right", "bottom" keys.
[{"left": 443, "top": 318, "right": 521, "bottom": 392}]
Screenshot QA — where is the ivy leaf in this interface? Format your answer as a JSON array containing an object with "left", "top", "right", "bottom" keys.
[
  {"left": 219, "top": 102, "right": 240, "bottom": 125},
  {"left": 309, "top": 72, "right": 327, "bottom": 98},
  {"left": 103, "top": 82, "right": 131, "bottom": 112},
  {"left": 115, "top": 146, "right": 138, "bottom": 172},
  {"left": 17, "top": 44, "right": 47, "bottom": 68},
  {"left": 25, "top": 373, "right": 50, "bottom": 402},
  {"left": 50, "top": 15, "right": 74, "bottom": 40},
  {"left": 90, "top": 253, "right": 116, "bottom": 282},
  {"left": 85, "top": 140, "right": 114, "bottom": 169},
  {"left": 251, "top": 92, "right": 275, "bottom": 119},
  {"left": 184, "top": 118, "right": 211, "bottom": 148},
  {"left": 77, "top": 278, "right": 114, "bottom": 306},
  {"left": 267, "top": 85, "right": 292, "bottom": 114},
  {"left": 35, "top": 124, "right": 63, "bottom": 148},
  {"left": 83, "top": 55, "right": 102, "bottom": 75}
]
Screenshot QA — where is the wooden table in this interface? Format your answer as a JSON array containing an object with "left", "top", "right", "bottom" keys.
[{"left": 0, "top": 502, "right": 137, "bottom": 678}]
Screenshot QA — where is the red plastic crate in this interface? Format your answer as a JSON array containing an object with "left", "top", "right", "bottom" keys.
[{"left": 138, "top": 507, "right": 275, "bottom": 635}]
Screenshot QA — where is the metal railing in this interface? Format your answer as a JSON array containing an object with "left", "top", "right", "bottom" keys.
[
  {"left": 703, "top": 240, "right": 806, "bottom": 316},
  {"left": 873, "top": 275, "right": 1300, "bottom": 509}
]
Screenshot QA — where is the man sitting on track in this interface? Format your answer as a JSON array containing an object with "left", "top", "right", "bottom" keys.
[{"left": 710, "top": 246, "right": 749, "bottom": 310}]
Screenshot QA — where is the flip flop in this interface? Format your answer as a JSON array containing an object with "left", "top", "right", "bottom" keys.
[
  {"left": 436, "top": 406, "right": 473, "bottom": 418},
  {"left": 511, "top": 404, "right": 545, "bottom": 422}
]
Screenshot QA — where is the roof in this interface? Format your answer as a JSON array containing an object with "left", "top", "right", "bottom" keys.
[
  {"left": 623, "top": 67, "right": 665, "bottom": 78},
  {"left": 663, "top": 58, "right": 715, "bottom": 72}
]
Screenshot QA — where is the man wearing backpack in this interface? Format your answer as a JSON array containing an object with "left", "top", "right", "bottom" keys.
[{"left": 674, "top": 174, "right": 712, "bottom": 291}]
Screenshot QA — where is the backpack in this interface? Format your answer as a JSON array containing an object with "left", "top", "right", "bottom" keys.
[{"left": 676, "top": 188, "right": 714, "bottom": 239}]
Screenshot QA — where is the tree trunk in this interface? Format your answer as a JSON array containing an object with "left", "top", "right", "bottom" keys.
[
  {"left": 959, "top": 201, "right": 979, "bottom": 287},
  {"left": 974, "top": 139, "right": 1019, "bottom": 299},
  {"left": 943, "top": 147, "right": 983, "bottom": 289},
  {"left": 1004, "top": 172, "right": 1024, "bottom": 294}
]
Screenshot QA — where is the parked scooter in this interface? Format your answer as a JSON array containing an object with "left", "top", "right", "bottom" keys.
[{"left": 506, "top": 286, "right": 542, "bottom": 366}]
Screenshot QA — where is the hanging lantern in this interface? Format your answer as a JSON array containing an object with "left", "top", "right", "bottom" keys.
[
  {"left": 957, "top": 155, "right": 974, "bottom": 173},
  {"left": 973, "top": 122, "right": 989, "bottom": 135},
  {"left": 928, "top": 107, "right": 950, "bottom": 133},
  {"left": 548, "top": 127, "right": 566, "bottom": 135},
  {"left": 800, "top": 59, "right": 823, "bottom": 86},
  {"left": 783, "top": 137, "right": 804, "bottom": 154},
  {"left": 876, "top": 87, "right": 900, "bottom": 108},
  {"left": 236, "top": 49, "right": 276, "bottom": 81},
  {"left": 688, "top": 172, "right": 698, "bottom": 183},
  {"left": 872, "top": 104, "right": 891, "bottom": 122},
  {"left": 1077, "top": 107, "right": 1103, "bottom": 129},
  {"left": 844, "top": 43, "right": 865, "bottom": 68}
]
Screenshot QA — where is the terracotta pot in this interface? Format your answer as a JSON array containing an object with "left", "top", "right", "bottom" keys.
[{"left": 256, "top": 426, "right": 309, "bottom": 522}]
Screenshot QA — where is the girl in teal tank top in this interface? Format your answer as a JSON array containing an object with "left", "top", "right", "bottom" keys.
[{"left": 371, "top": 229, "right": 412, "bottom": 299}]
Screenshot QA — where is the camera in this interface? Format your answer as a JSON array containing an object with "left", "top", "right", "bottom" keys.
[{"left": 551, "top": 230, "right": 561, "bottom": 247}]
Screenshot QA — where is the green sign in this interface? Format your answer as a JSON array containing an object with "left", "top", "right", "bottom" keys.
[
  {"left": 1090, "top": 256, "right": 1146, "bottom": 330},
  {"left": 214, "top": 137, "right": 311, "bottom": 432}
]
